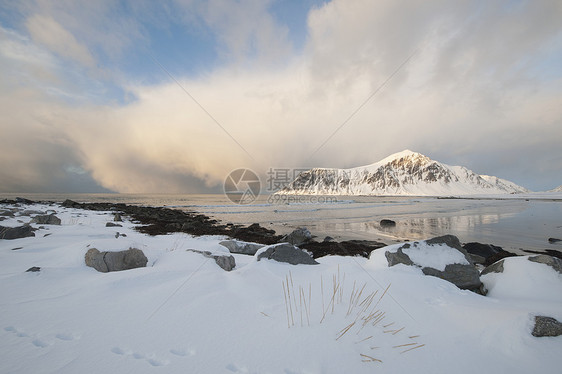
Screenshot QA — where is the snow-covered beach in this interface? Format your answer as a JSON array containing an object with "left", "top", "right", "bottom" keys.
[{"left": 1, "top": 199, "right": 561, "bottom": 373}]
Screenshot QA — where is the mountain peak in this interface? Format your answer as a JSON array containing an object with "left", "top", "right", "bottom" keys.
[{"left": 279, "top": 150, "right": 529, "bottom": 196}]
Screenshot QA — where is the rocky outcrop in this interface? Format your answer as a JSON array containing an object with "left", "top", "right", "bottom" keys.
[
  {"left": 219, "top": 240, "right": 264, "bottom": 255},
  {"left": 384, "top": 235, "right": 482, "bottom": 291},
  {"left": 30, "top": 214, "right": 61, "bottom": 225},
  {"left": 0, "top": 225, "right": 36, "bottom": 240},
  {"left": 186, "top": 249, "right": 236, "bottom": 271},
  {"left": 85, "top": 248, "right": 148, "bottom": 272},
  {"left": 532, "top": 316, "right": 562, "bottom": 337},
  {"left": 462, "top": 242, "right": 516, "bottom": 266},
  {"left": 281, "top": 227, "right": 313, "bottom": 246},
  {"left": 301, "top": 240, "right": 386, "bottom": 258},
  {"left": 257, "top": 243, "right": 319, "bottom": 265}
]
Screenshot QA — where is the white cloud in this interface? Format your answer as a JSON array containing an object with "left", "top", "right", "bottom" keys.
[
  {"left": 25, "top": 14, "right": 96, "bottom": 68},
  {"left": 0, "top": 0, "right": 561, "bottom": 193}
]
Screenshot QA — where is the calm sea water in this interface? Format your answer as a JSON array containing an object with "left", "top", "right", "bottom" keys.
[{"left": 2, "top": 192, "right": 561, "bottom": 253}]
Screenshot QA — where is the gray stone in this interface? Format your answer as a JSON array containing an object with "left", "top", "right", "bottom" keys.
[
  {"left": 30, "top": 214, "right": 61, "bottom": 225},
  {"left": 281, "top": 227, "right": 313, "bottom": 246},
  {"left": 106, "top": 222, "right": 122, "bottom": 227},
  {"left": 385, "top": 247, "right": 414, "bottom": 267},
  {"left": 0, "top": 225, "right": 36, "bottom": 240},
  {"left": 21, "top": 210, "right": 45, "bottom": 216},
  {"left": 548, "top": 238, "right": 561, "bottom": 244},
  {"left": 481, "top": 259, "right": 505, "bottom": 276},
  {"left": 422, "top": 264, "right": 482, "bottom": 291},
  {"left": 114, "top": 213, "right": 123, "bottom": 222},
  {"left": 26, "top": 266, "right": 41, "bottom": 272},
  {"left": 85, "top": 248, "right": 148, "bottom": 272},
  {"left": 426, "top": 235, "right": 473, "bottom": 263},
  {"left": 323, "top": 236, "right": 335, "bottom": 243},
  {"left": 219, "top": 240, "right": 264, "bottom": 255},
  {"left": 186, "top": 249, "right": 236, "bottom": 271},
  {"left": 257, "top": 243, "right": 319, "bottom": 265},
  {"left": 380, "top": 219, "right": 396, "bottom": 227},
  {"left": 532, "top": 316, "right": 562, "bottom": 337},
  {"left": 528, "top": 255, "right": 562, "bottom": 274},
  {"left": 0, "top": 210, "right": 15, "bottom": 217}
]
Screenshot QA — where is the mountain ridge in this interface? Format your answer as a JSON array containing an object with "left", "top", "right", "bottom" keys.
[{"left": 277, "top": 150, "right": 530, "bottom": 196}]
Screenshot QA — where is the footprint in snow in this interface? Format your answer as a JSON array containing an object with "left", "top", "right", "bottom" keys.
[
  {"left": 111, "top": 347, "right": 169, "bottom": 367},
  {"left": 32, "top": 339, "right": 51, "bottom": 348},
  {"left": 4, "top": 326, "right": 29, "bottom": 338},
  {"left": 56, "top": 332, "right": 79, "bottom": 341}
]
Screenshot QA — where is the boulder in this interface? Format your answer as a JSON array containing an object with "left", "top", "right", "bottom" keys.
[
  {"left": 106, "top": 222, "right": 122, "bottom": 227},
  {"left": 548, "top": 238, "right": 561, "bottom": 244},
  {"left": 422, "top": 264, "right": 482, "bottom": 291},
  {"left": 385, "top": 247, "right": 414, "bottom": 267},
  {"left": 257, "top": 243, "right": 319, "bottom": 265},
  {"left": 281, "top": 227, "right": 313, "bottom": 246},
  {"left": 532, "top": 316, "right": 562, "bottom": 337},
  {"left": 462, "top": 242, "right": 516, "bottom": 266},
  {"left": 219, "top": 240, "right": 264, "bottom": 255},
  {"left": 85, "top": 248, "right": 148, "bottom": 272},
  {"left": 186, "top": 249, "right": 236, "bottom": 271},
  {"left": 26, "top": 266, "right": 41, "bottom": 272},
  {"left": 0, "top": 225, "right": 36, "bottom": 240},
  {"left": 114, "top": 213, "right": 123, "bottom": 222},
  {"left": 385, "top": 235, "right": 482, "bottom": 291},
  {"left": 30, "top": 214, "right": 61, "bottom": 225},
  {"left": 380, "top": 219, "right": 396, "bottom": 227},
  {"left": 527, "top": 255, "right": 562, "bottom": 274}
]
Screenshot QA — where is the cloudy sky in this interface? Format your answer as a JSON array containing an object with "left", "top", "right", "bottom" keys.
[{"left": 1, "top": 0, "right": 561, "bottom": 193}]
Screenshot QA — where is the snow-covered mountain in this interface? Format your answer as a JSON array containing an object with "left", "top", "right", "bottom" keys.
[
  {"left": 548, "top": 185, "right": 562, "bottom": 193},
  {"left": 278, "top": 150, "right": 530, "bottom": 196}
]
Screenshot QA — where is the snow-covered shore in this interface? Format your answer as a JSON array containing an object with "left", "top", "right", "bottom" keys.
[{"left": 1, "top": 202, "right": 561, "bottom": 373}]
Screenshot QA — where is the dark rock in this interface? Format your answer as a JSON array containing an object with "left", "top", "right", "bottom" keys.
[
  {"left": 548, "top": 238, "right": 561, "bottom": 244},
  {"left": 385, "top": 247, "right": 414, "bottom": 267},
  {"left": 30, "top": 214, "right": 61, "bottom": 225},
  {"left": 0, "top": 225, "right": 36, "bottom": 240},
  {"left": 462, "top": 242, "right": 516, "bottom": 266},
  {"left": 219, "top": 240, "right": 264, "bottom": 255},
  {"left": 281, "top": 227, "right": 313, "bottom": 246},
  {"left": 15, "top": 197, "right": 34, "bottom": 204},
  {"left": 114, "top": 213, "right": 123, "bottom": 222},
  {"left": 26, "top": 266, "right": 41, "bottom": 272},
  {"left": 422, "top": 264, "right": 482, "bottom": 291},
  {"left": 11, "top": 247, "right": 23, "bottom": 251},
  {"left": 323, "top": 236, "right": 335, "bottom": 242},
  {"left": 380, "top": 219, "right": 396, "bottom": 227},
  {"left": 62, "top": 199, "right": 79, "bottom": 208},
  {"left": 528, "top": 255, "right": 562, "bottom": 274},
  {"left": 186, "top": 249, "right": 236, "bottom": 271},
  {"left": 85, "top": 248, "right": 148, "bottom": 272},
  {"left": 257, "top": 243, "right": 319, "bottom": 265},
  {"left": 106, "top": 222, "right": 122, "bottom": 227},
  {"left": 301, "top": 240, "right": 386, "bottom": 258},
  {"left": 480, "top": 259, "right": 505, "bottom": 276},
  {"left": 532, "top": 316, "right": 562, "bottom": 337}
]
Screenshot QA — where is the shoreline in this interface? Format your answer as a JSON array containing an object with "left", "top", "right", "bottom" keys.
[{"left": 3, "top": 196, "right": 561, "bottom": 262}]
